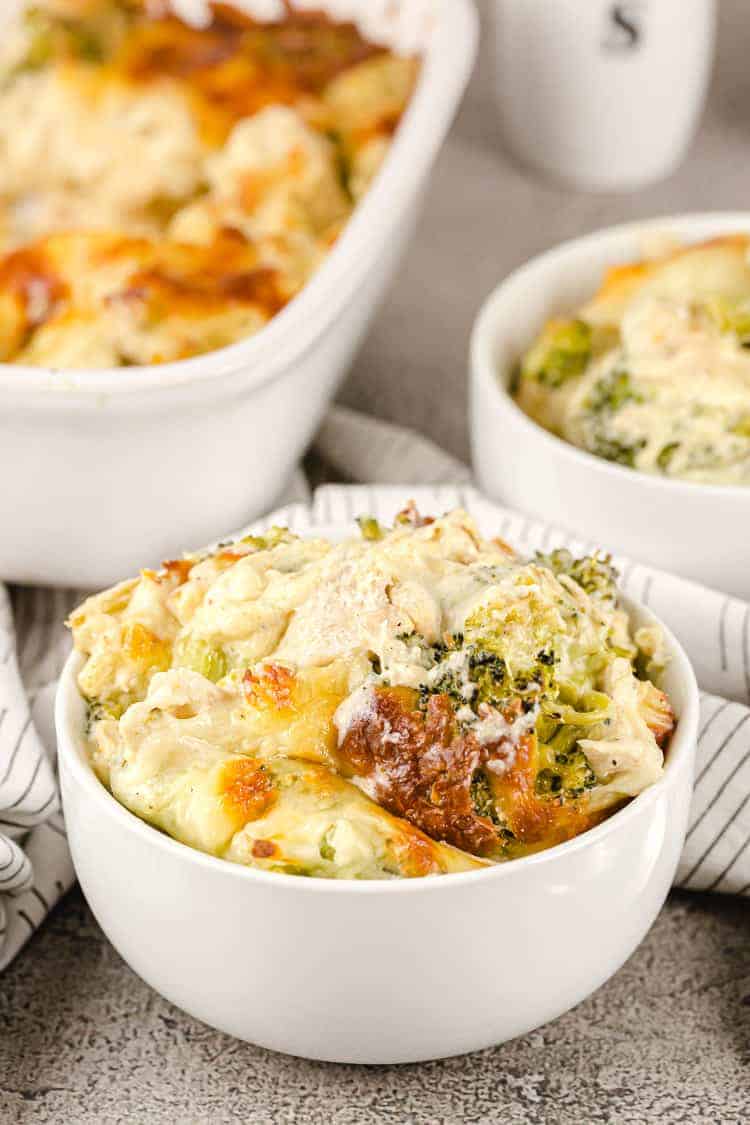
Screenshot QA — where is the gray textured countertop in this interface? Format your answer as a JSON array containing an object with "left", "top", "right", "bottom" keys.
[
  {"left": 3, "top": 2, "right": 750, "bottom": 1120},
  {"left": 1, "top": 887, "right": 748, "bottom": 1124}
]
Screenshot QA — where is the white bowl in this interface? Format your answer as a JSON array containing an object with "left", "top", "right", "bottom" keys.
[
  {"left": 470, "top": 212, "right": 750, "bottom": 599},
  {"left": 56, "top": 528, "right": 699, "bottom": 1065},
  {"left": 0, "top": 0, "right": 477, "bottom": 588}
]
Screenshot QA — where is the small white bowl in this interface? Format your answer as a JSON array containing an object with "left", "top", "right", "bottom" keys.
[
  {"left": 56, "top": 537, "right": 698, "bottom": 1065},
  {"left": 0, "top": 0, "right": 478, "bottom": 588},
  {"left": 470, "top": 213, "right": 750, "bottom": 599}
]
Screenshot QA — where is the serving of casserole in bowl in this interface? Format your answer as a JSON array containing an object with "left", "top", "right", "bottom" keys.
[
  {"left": 0, "top": 0, "right": 478, "bottom": 586},
  {"left": 471, "top": 213, "right": 750, "bottom": 598},
  {"left": 56, "top": 507, "right": 698, "bottom": 1062}
]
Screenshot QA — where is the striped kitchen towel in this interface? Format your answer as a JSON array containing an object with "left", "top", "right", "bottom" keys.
[
  {"left": 2, "top": 408, "right": 749, "bottom": 970},
  {"left": 0, "top": 585, "right": 77, "bottom": 971}
]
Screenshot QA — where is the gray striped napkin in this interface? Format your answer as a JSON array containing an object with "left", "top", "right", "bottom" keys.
[
  {"left": 2, "top": 408, "right": 749, "bottom": 970},
  {"left": 0, "top": 586, "right": 76, "bottom": 970}
]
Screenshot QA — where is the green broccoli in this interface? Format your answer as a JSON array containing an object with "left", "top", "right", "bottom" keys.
[
  {"left": 656, "top": 441, "right": 681, "bottom": 472},
  {"left": 731, "top": 416, "right": 750, "bottom": 438},
  {"left": 590, "top": 433, "right": 646, "bottom": 468},
  {"left": 521, "top": 319, "right": 592, "bottom": 389},
  {"left": 239, "top": 526, "right": 292, "bottom": 551},
  {"left": 172, "top": 637, "right": 228, "bottom": 683},
  {"left": 319, "top": 827, "right": 336, "bottom": 862},
  {"left": 536, "top": 748, "right": 596, "bottom": 800},
  {"left": 706, "top": 295, "right": 750, "bottom": 344},
  {"left": 470, "top": 770, "right": 501, "bottom": 823},
  {"left": 357, "top": 516, "right": 384, "bottom": 541},
  {"left": 585, "top": 369, "right": 643, "bottom": 415},
  {"left": 536, "top": 548, "right": 619, "bottom": 607},
  {"left": 18, "top": 8, "right": 105, "bottom": 72}
]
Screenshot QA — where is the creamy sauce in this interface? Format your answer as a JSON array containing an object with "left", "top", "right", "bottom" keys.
[
  {"left": 69, "top": 510, "right": 671, "bottom": 876},
  {"left": 0, "top": 1, "right": 419, "bottom": 366},
  {"left": 515, "top": 236, "right": 750, "bottom": 485}
]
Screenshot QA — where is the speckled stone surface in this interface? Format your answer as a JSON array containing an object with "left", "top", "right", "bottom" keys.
[
  {"left": 4, "top": 2, "right": 750, "bottom": 1120},
  {"left": 1, "top": 888, "right": 748, "bottom": 1123}
]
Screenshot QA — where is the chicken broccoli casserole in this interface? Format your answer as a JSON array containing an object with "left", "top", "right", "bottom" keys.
[
  {"left": 515, "top": 235, "right": 750, "bottom": 486},
  {"left": 69, "top": 508, "right": 675, "bottom": 880},
  {"left": 0, "top": 1, "right": 418, "bottom": 367}
]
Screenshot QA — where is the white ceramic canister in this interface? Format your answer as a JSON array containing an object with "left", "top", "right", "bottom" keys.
[{"left": 493, "top": 0, "right": 716, "bottom": 191}]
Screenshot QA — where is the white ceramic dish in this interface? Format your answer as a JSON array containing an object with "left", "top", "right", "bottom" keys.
[
  {"left": 56, "top": 520, "right": 699, "bottom": 1065},
  {"left": 470, "top": 213, "right": 750, "bottom": 599},
  {"left": 0, "top": 0, "right": 477, "bottom": 588}
]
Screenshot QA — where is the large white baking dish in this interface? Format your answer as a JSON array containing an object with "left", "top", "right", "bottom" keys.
[
  {"left": 0, "top": 0, "right": 478, "bottom": 587},
  {"left": 56, "top": 520, "right": 699, "bottom": 1065}
]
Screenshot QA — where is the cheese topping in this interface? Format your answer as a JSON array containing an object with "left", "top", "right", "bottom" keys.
[
  {"left": 0, "top": 1, "right": 419, "bottom": 366},
  {"left": 69, "top": 510, "right": 674, "bottom": 878},
  {"left": 515, "top": 235, "right": 750, "bottom": 485}
]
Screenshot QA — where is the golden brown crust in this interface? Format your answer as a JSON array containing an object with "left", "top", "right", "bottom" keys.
[
  {"left": 219, "top": 757, "right": 277, "bottom": 828},
  {"left": 490, "top": 735, "right": 603, "bottom": 852},
  {"left": 70, "top": 510, "right": 668, "bottom": 877},
  {"left": 119, "top": 4, "right": 387, "bottom": 143},
  {"left": 585, "top": 233, "right": 750, "bottom": 324},
  {"left": 337, "top": 687, "right": 516, "bottom": 857},
  {"left": 242, "top": 662, "right": 296, "bottom": 711},
  {"left": 0, "top": 3, "right": 419, "bottom": 365}
]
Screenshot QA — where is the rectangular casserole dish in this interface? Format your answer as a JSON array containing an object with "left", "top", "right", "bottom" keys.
[{"left": 0, "top": 0, "right": 478, "bottom": 587}]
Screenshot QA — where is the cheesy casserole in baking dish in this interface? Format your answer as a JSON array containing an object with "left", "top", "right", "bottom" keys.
[
  {"left": 0, "top": 1, "right": 418, "bottom": 367},
  {"left": 515, "top": 236, "right": 750, "bottom": 486},
  {"left": 69, "top": 508, "right": 675, "bottom": 879}
]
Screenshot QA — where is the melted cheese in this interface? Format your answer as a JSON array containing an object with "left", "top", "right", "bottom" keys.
[
  {"left": 0, "top": 1, "right": 419, "bottom": 366},
  {"left": 69, "top": 510, "right": 672, "bottom": 877},
  {"left": 516, "top": 235, "right": 750, "bottom": 485}
]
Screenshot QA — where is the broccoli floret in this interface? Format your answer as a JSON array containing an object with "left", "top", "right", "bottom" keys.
[
  {"left": 417, "top": 630, "right": 557, "bottom": 719},
  {"left": 706, "top": 295, "right": 750, "bottom": 344},
  {"left": 18, "top": 8, "right": 105, "bottom": 72},
  {"left": 590, "top": 433, "right": 646, "bottom": 468},
  {"left": 357, "top": 516, "right": 384, "bottom": 541},
  {"left": 536, "top": 548, "right": 619, "bottom": 607},
  {"left": 471, "top": 645, "right": 556, "bottom": 706},
  {"left": 536, "top": 748, "right": 596, "bottom": 800},
  {"left": 239, "top": 526, "right": 292, "bottom": 551},
  {"left": 585, "top": 369, "right": 643, "bottom": 415},
  {"left": 84, "top": 697, "right": 126, "bottom": 734},
  {"left": 172, "top": 637, "right": 228, "bottom": 682},
  {"left": 470, "top": 773, "right": 517, "bottom": 852},
  {"left": 556, "top": 748, "right": 597, "bottom": 795},
  {"left": 468, "top": 648, "right": 508, "bottom": 707},
  {"left": 521, "top": 319, "right": 592, "bottom": 389},
  {"left": 656, "top": 441, "right": 680, "bottom": 472},
  {"left": 20, "top": 11, "right": 55, "bottom": 70},
  {"left": 66, "top": 24, "right": 105, "bottom": 62},
  {"left": 731, "top": 416, "right": 750, "bottom": 438},
  {"left": 415, "top": 637, "right": 471, "bottom": 709},
  {"left": 319, "top": 828, "right": 336, "bottom": 862},
  {"left": 579, "top": 372, "right": 648, "bottom": 468},
  {"left": 535, "top": 768, "right": 563, "bottom": 796},
  {"left": 469, "top": 770, "right": 501, "bottom": 823}
]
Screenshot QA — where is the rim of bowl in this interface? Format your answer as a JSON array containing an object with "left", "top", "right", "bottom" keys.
[
  {"left": 471, "top": 210, "right": 750, "bottom": 499},
  {"left": 56, "top": 595, "right": 699, "bottom": 897},
  {"left": 0, "top": 0, "right": 479, "bottom": 400}
]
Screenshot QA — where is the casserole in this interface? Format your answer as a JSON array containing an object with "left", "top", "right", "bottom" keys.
[
  {"left": 514, "top": 235, "right": 750, "bottom": 486},
  {"left": 0, "top": 0, "right": 478, "bottom": 586},
  {"left": 0, "top": 2, "right": 420, "bottom": 365},
  {"left": 471, "top": 214, "right": 750, "bottom": 598},
  {"left": 56, "top": 517, "right": 699, "bottom": 1063},
  {"left": 67, "top": 507, "right": 676, "bottom": 874}
]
